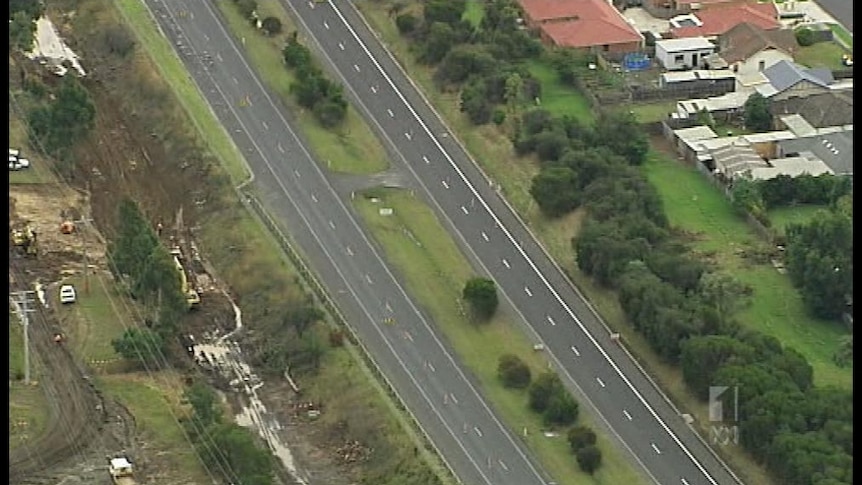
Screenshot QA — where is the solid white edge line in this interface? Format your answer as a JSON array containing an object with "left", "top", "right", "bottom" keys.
[{"left": 325, "top": 2, "right": 718, "bottom": 484}]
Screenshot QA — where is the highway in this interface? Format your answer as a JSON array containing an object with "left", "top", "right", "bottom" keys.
[
  {"left": 139, "top": 1, "right": 551, "bottom": 484},
  {"left": 283, "top": 2, "right": 743, "bottom": 485}
]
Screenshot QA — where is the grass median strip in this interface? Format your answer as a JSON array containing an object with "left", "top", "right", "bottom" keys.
[
  {"left": 216, "top": 0, "right": 389, "bottom": 175},
  {"left": 354, "top": 187, "right": 648, "bottom": 485}
]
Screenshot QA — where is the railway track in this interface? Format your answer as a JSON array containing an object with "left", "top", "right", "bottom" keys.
[{"left": 9, "top": 260, "right": 107, "bottom": 483}]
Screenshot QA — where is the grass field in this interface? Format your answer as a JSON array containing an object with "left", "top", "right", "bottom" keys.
[
  {"left": 354, "top": 188, "right": 648, "bottom": 485},
  {"left": 8, "top": 106, "right": 55, "bottom": 185},
  {"left": 463, "top": 0, "right": 485, "bottom": 28},
  {"left": 829, "top": 23, "right": 853, "bottom": 50},
  {"left": 627, "top": 101, "right": 676, "bottom": 124},
  {"left": 767, "top": 204, "right": 827, "bottom": 234},
  {"left": 9, "top": 315, "right": 51, "bottom": 448},
  {"left": 115, "top": 0, "right": 250, "bottom": 184},
  {"left": 98, "top": 372, "right": 214, "bottom": 483},
  {"left": 795, "top": 41, "right": 851, "bottom": 70},
  {"left": 643, "top": 154, "right": 851, "bottom": 390},
  {"left": 217, "top": 0, "right": 389, "bottom": 175},
  {"left": 526, "top": 60, "right": 594, "bottom": 124},
  {"left": 55, "top": 275, "right": 136, "bottom": 363}
]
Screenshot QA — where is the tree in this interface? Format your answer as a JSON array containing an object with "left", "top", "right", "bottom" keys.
[
  {"left": 283, "top": 305, "right": 325, "bottom": 337},
  {"left": 395, "top": 13, "right": 418, "bottom": 35},
  {"left": 235, "top": 0, "right": 258, "bottom": 21},
  {"left": 184, "top": 381, "right": 223, "bottom": 427},
  {"left": 423, "top": 0, "right": 467, "bottom": 25},
  {"left": 9, "top": 0, "right": 44, "bottom": 19},
  {"left": 9, "top": 10, "right": 36, "bottom": 52},
  {"left": 313, "top": 95, "right": 348, "bottom": 128},
  {"left": 744, "top": 93, "right": 772, "bottom": 132},
  {"left": 283, "top": 32, "right": 313, "bottom": 69},
  {"left": 463, "top": 277, "right": 499, "bottom": 320},
  {"left": 201, "top": 423, "right": 274, "bottom": 485},
  {"left": 503, "top": 72, "right": 524, "bottom": 113},
  {"left": 497, "top": 354, "right": 532, "bottom": 389},
  {"left": 421, "top": 22, "right": 457, "bottom": 64},
  {"left": 576, "top": 445, "right": 603, "bottom": 475},
  {"left": 833, "top": 335, "right": 852, "bottom": 367},
  {"left": 460, "top": 77, "right": 492, "bottom": 125},
  {"left": 435, "top": 44, "right": 496, "bottom": 84},
  {"left": 679, "top": 335, "right": 755, "bottom": 399},
  {"left": 543, "top": 391, "right": 578, "bottom": 425},
  {"left": 111, "top": 328, "right": 165, "bottom": 366},
  {"left": 698, "top": 272, "right": 752, "bottom": 328},
  {"left": 261, "top": 16, "right": 282, "bottom": 36},
  {"left": 530, "top": 166, "right": 580, "bottom": 217},
  {"left": 568, "top": 426, "right": 597, "bottom": 452},
  {"left": 28, "top": 76, "right": 97, "bottom": 159},
  {"left": 593, "top": 110, "right": 649, "bottom": 165},
  {"left": 528, "top": 372, "right": 562, "bottom": 413}
]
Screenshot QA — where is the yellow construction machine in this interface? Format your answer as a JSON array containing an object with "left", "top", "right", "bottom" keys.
[{"left": 10, "top": 224, "right": 38, "bottom": 257}]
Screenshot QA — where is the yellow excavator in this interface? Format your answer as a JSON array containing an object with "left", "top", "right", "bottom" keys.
[
  {"left": 170, "top": 247, "right": 200, "bottom": 308},
  {"left": 10, "top": 224, "right": 37, "bottom": 257}
]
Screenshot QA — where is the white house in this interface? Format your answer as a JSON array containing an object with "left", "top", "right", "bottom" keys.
[
  {"left": 655, "top": 37, "right": 716, "bottom": 70},
  {"left": 712, "top": 23, "right": 798, "bottom": 78}
]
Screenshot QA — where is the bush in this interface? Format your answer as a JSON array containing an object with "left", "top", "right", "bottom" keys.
[
  {"left": 497, "top": 354, "right": 531, "bottom": 388},
  {"left": 543, "top": 391, "right": 578, "bottom": 425},
  {"left": 795, "top": 27, "right": 815, "bottom": 47},
  {"left": 395, "top": 13, "right": 418, "bottom": 35},
  {"left": 576, "top": 445, "right": 603, "bottom": 474},
  {"left": 462, "top": 277, "right": 499, "bottom": 320},
  {"left": 328, "top": 329, "right": 345, "bottom": 347},
  {"left": 528, "top": 372, "right": 561, "bottom": 413},
  {"left": 568, "top": 425, "right": 597, "bottom": 452},
  {"left": 261, "top": 16, "right": 283, "bottom": 36},
  {"left": 492, "top": 108, "right": 506, "bottom": 125}
]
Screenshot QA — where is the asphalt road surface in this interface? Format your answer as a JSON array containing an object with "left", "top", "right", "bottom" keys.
[
  {"left": 139, "top": 1, "right": 552, "bottom": 484},
  {"left": 284, "top": 2, "right": 745, "bottom": 485},
  {"left": 816, "top": 0, "right": 853, "bottom": 31}
]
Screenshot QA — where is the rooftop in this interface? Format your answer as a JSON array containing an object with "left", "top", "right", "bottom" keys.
[
  {"left": 763, "top": 60, "right": 834, "bottom": 92},
  {"left": 718, "top": 22, "right": 798, "bottom": 64},
  {"left": 670, "top": 2, "right": 779, "bottom": 38},
  {"left": 676, "top": 90, "right": 752, "bottom": 115},
  {"left": 662, "top": 69, "right": 736, "bottom": 83},
  {"left": 656, "top": 36, "right": 716, "bottom": 52},
  {"left": 533, "top": 0, "right": 644, "bottom": 48},
  {"left": 779, "top": 130, "right": 854, "bottom": 175},
  {"left": 744, "top": 154, "right": 834, "bottom": 180}
]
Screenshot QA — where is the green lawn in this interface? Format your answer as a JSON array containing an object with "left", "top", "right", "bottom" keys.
[
  {"left": 795, "top": 41, "right": 851, "bottom": 70},
  {"left": 8, "top": 107, "right": 55, "bottom": 185},
  {"left": 829, "top": 23, "right": 853, "bottom": 50},
  {"left": 525, "top": 60, "right": 594, "bottom": 124},
  {"left": 767, "top": 204, "right": 828, "bottom": 235},
  {"left": 643, "top": 154, "right": 851, "bottom": 390},
  {"left": 114, "top": 0, "right": 250, "bottom": 184},
  {"left": 216, "top": 0, "right": 389, "bottom": 175},
  {"left": 463, "top": 0, "right": 485, "bottom": 28},
  {"left": 354, "top": 188, "right": 648, "bottom": 485},
  {"left": 99, "top": 373, "right": 213, "bottom": 483},
  {"left": 627, "top": 101, "right": 676, "bottom": 124},
  {"left": 55, "top": 274, "right": 134, "bottom": 363}
]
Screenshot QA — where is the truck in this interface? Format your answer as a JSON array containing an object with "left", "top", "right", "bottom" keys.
[{"left": 108, "top": 456, "right": 137, "bottom": 485}]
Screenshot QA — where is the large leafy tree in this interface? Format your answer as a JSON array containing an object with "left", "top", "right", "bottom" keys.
[
  {"left": 463, "top": 277, "right": 499, "bottom": 320},
  {"left": 744, "top": 92, "right": 772, "bottom": 131}
]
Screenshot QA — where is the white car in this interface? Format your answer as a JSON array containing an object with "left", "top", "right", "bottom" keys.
[
  {"left": 59, "top": 285, "right": 77, "bottom": 304},
  {"left": 9, "top": 148, "right": 20, "bottom": 158}
]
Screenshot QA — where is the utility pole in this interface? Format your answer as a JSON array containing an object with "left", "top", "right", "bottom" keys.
[
  {"left": 11, "top": 291, "right": 36, "bottom": 385},
  {"left": 73, "top": 216, "right": 95, "bottom": 295}
]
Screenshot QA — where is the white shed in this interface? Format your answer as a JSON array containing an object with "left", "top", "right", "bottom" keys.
[{"left": 655, "top": 37, "right": 716, "bottom": 71}]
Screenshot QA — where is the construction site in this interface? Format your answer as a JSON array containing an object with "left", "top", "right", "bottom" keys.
[{"left": 8, "top": 2, "right": 397, "bottom": 485}]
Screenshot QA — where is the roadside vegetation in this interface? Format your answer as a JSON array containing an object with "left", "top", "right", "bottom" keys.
[
  {"left": 354, "top": 188, "right": 647, "bottom": 485},
  {"left": 9, "top": 313, "right": 51, "bottom": 449},
  {"left": 8, "top": 0, "right": 449, "bottom": 484},
  {"left": 218, "top": 0, "right": 389, "bottom": 175},
  {"left": 353, "top": 1, "right": 852, "bottom": 484}
]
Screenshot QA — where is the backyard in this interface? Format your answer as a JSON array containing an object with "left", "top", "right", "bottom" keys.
[{"left": 795, "top": 40, "right": 852, "bottom": 70}]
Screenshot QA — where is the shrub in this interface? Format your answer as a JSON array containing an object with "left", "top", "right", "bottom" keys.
[
  {"left": 568, "top": 425, "right": 597, "bottom": 452},
  {"left": 576, "top": 445, "right": 603, "bottom": 474},
  {"left": 497, "top": 354, "right": 531, "bottom": 388}
]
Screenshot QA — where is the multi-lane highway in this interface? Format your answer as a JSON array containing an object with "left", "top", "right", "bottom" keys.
[
  {"left": 139, "top": 1, "right": 552, "bottom": 484},
  {"left": 283, "top": 2, "right": 743, "bottom": 485}
]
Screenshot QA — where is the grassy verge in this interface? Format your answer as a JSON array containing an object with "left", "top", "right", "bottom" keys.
[
  {"left": 795, "top": 41, "right": 850, "bottom": 70},
  {"left": 115, "top": 1, "right": 451, "bottom": 482},
  {"left": 9, "top": 315, "right": 51, "bottom": 448},
  {"left": 216, "top": 0, "right": 389, "bottom": 175},
  {"left": 644, "top": 155, "right": 850, "bottom": 390},
  {"left": 9, "top": 108, "right": 54, "bottom": 184},
  {"left": 98, "top": 372, "right": 214, "bottom": 483},
  {"left": 354, "top": 188, "right": 647, "bottom": 485},
  {"left": 828, "top": 23, "right": 853, "bottom": 50},
  {"left": 463, "top": 0, "right": 485, "bottom": 28},
  {"left": 114, "top": 0, "right": 250, "bottom": 184}
]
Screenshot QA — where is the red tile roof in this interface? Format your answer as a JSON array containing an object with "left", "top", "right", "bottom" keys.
[
  {"left": 519, "top": 0, "right": 643, "bottom": 48},
  {"left": 671, "top": 2, "right": 779, "bottom": 38}
]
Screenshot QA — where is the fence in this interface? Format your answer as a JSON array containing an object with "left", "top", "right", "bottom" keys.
[{"left": 237, "top": 189, "right": 461, "bottom": 485}]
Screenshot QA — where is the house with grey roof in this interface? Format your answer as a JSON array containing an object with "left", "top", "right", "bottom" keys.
[
  {"left": 770, "top": 91, "right": 854, "bottom": 128},
  {"left": 777, "top": 129, "right": 854, "bottom": 176},
  {"left": 756, "top": 60, "right": 836, "bottom": 100}
]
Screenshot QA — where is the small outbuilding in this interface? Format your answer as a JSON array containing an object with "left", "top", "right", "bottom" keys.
[{"left": 655, "top": 37, "right": 716, "bottom": 71}]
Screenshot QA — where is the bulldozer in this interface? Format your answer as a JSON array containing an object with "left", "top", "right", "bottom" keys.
[{"left": 10, "top": 224, "right": 38, "bottom": 257}]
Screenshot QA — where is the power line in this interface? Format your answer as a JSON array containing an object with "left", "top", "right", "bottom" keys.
[{"left": 10, "top": 290, "right": 36, "bottom": 385}]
